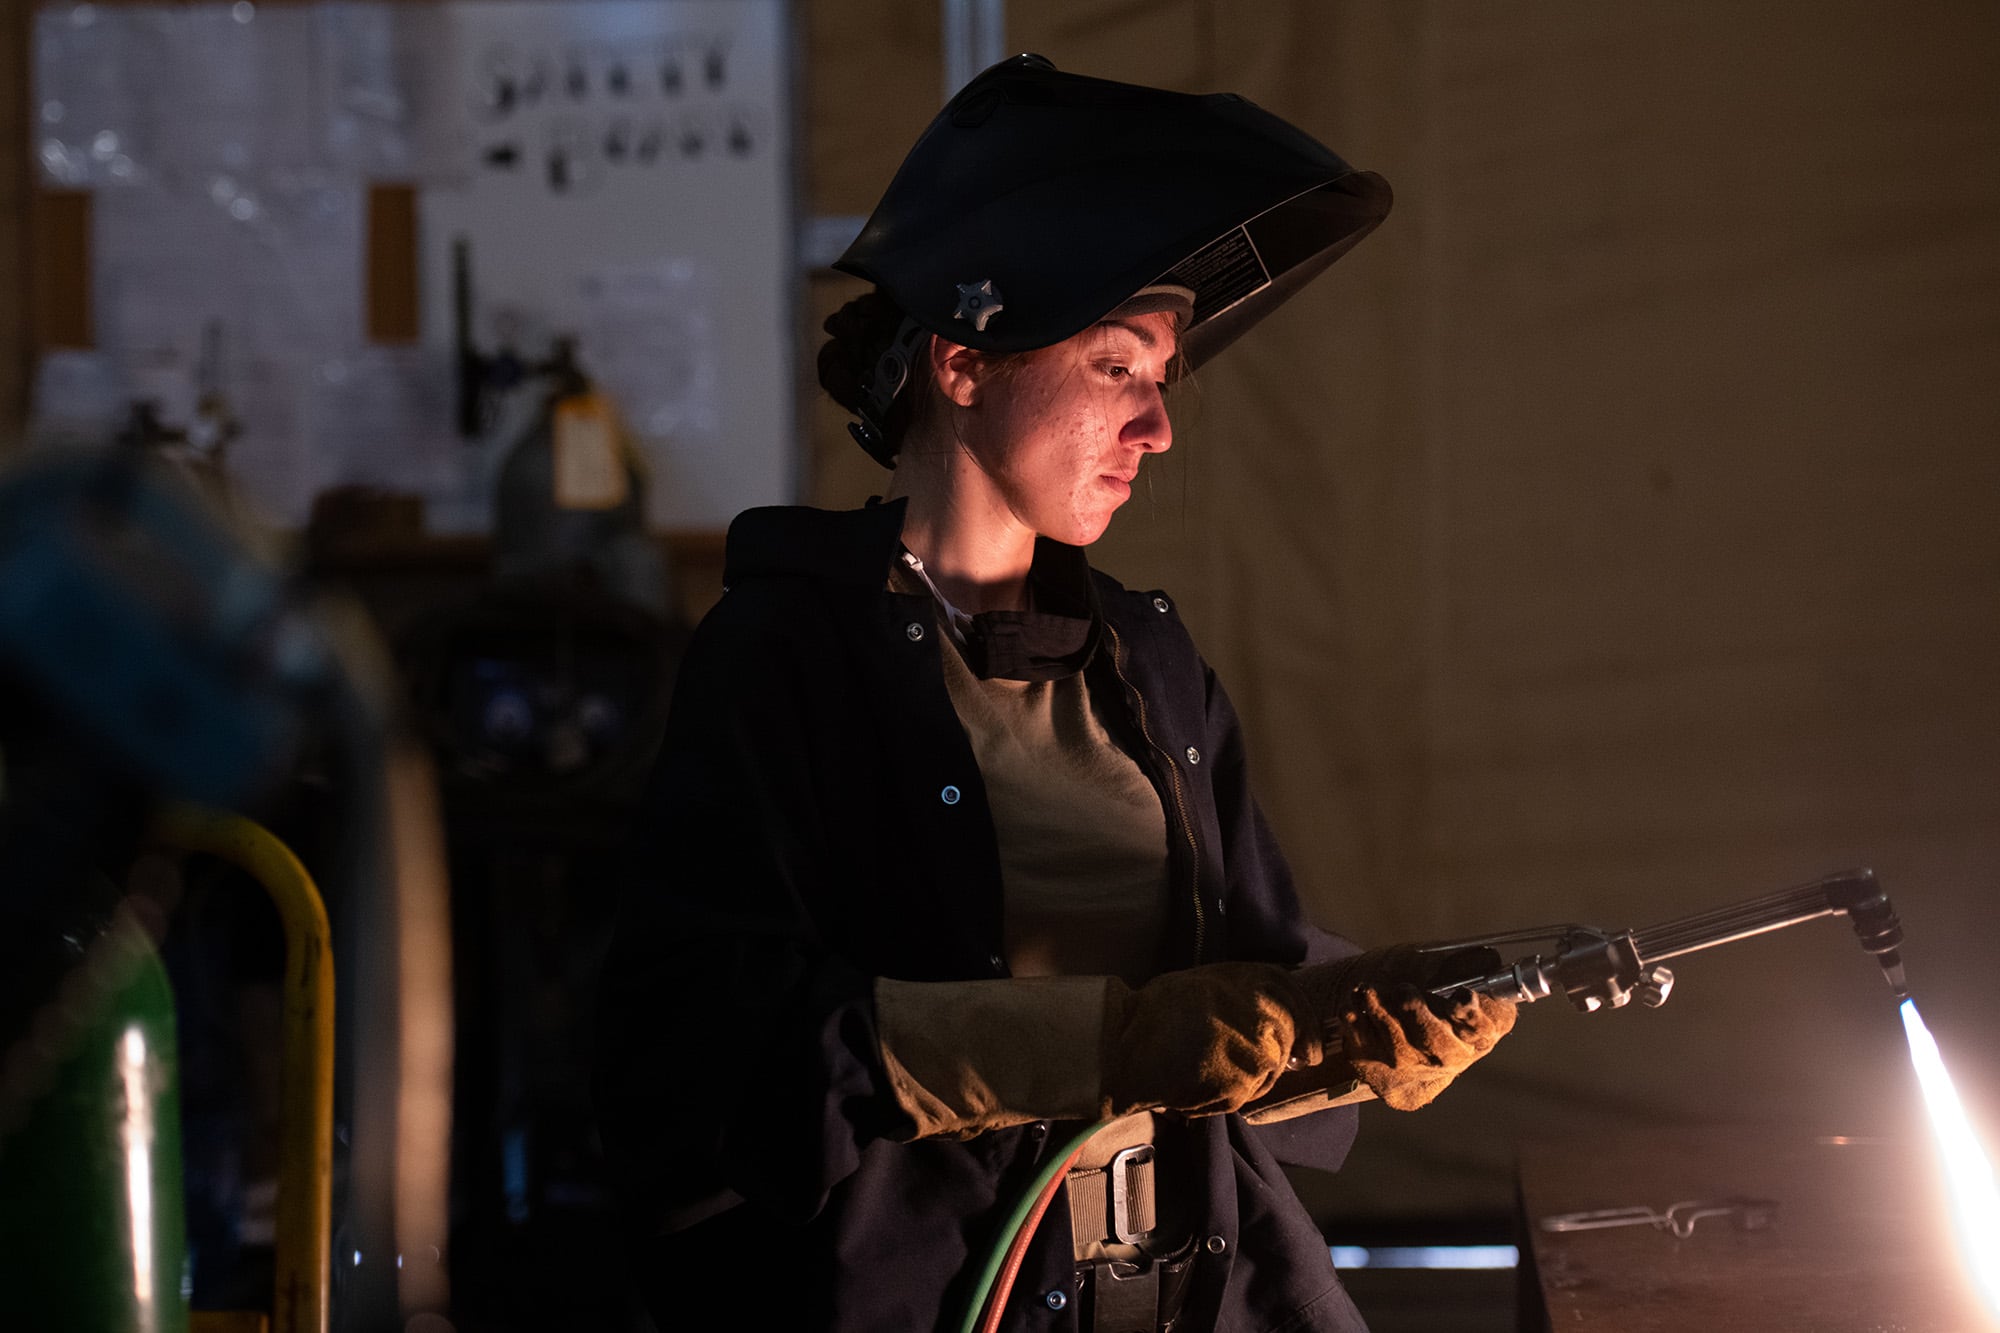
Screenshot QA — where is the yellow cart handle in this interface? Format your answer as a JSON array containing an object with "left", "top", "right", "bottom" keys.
[{"left": 151, "top": 804, "right": 333, "bottom": 1333}]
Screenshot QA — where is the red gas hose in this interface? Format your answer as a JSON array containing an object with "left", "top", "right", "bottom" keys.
[{"left": 975, "top": 1135, "right": 1092, "bottom": 1333}]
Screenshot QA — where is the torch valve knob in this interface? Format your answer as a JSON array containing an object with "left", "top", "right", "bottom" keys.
[{"left": 1637, "top": 965, "right": 1675, "bottom": 1008}]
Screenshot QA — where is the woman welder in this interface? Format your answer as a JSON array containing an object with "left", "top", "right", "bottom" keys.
[{"left": 593, "top": 55, "right": 1515, "bottom": 1333}]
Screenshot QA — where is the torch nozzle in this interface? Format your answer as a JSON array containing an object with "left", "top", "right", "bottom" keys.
[
  {"left": 1830, "top": 871, "right": 1907, "bottom": 999},
  {"left": 1878, "top": 951, "right": 1909, "bottom": 1001}
]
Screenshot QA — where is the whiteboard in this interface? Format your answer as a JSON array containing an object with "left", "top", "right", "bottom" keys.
[
  {"left": 418, "top": 0, "right": 797, "bottom": 530},
  {"left": 31, "top": 0, "right": 797, "bottom": 533}
]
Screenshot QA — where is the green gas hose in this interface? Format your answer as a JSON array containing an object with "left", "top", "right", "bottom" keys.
[{"left": 956, "top": 1119, "right": 1109, "bottom": 1333}]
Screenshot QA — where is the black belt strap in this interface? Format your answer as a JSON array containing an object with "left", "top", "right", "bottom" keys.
[{"left": 1080, "top": 1239, "right": 1197, "bottom": 1333}]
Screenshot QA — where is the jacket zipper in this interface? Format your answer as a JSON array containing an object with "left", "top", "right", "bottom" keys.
[{"left": 1104, "top": 620, "right": 1206, "bottom": 964}]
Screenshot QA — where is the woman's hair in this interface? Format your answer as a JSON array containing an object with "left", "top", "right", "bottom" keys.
[{"left": 820, "top": 289, "right": 1047, "bottom": 466}]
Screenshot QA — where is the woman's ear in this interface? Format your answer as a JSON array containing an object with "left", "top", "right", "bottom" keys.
[{"left": 929, "top": 335, "right": 986, "bottom": 408}]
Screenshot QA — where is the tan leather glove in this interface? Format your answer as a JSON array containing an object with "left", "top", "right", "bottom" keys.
[
  {"left": 1290, "top": 945, "right": 1516, "bottom": 1111},
  {"left": 1099, "top": 961, "right": 1324, "bottom": 1119},
  {"left": 874, "top": 963, "right": 1322, "bottom": 1141},
  {"left": 1339, "top": 981, "right": 1514, "bottom": 1110}
]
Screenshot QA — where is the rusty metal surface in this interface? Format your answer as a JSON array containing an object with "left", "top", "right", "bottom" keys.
[{"left": 1518, "top": 1128, "right": 1994, "bottom": 1331}]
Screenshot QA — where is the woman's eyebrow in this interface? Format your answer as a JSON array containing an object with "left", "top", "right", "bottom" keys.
[{"left": 1093, "top": 318, "right": 1167, "bottom": 351}]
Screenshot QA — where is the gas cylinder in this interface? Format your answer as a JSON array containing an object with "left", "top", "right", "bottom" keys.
[{"left": 0, "top": 880, "right": 190, "bottom": 1333}]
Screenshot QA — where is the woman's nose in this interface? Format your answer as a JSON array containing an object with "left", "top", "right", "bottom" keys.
[{"left": 1125, "top": 385, "right": 1173, "bottom": 453}]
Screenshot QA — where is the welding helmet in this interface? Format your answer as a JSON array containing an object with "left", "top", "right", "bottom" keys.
[{"left": 832, "top": 53, "right": 1391, "bottom": 458}]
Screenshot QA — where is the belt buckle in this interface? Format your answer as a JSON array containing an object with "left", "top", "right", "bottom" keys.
[
  {"left": 1109, "top": 1144, "right": 1156, "bottom": 1246},
  {"left": 1089, "top": 1257, "right": 1159, "bottom": 1333}
]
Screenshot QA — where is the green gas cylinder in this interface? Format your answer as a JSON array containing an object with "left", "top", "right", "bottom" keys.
[{"left": 0, "top": 895, "right": 190, "bottom": 1333}]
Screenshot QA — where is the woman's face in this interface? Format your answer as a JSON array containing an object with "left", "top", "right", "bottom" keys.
[{"left": 959, "top": 310, "right": 1178, "bottom": 547}]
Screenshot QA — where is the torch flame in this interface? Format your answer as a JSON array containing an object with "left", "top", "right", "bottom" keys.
[{"left": 1900, "top": 998, "right": 2000, "bottom": 1320}]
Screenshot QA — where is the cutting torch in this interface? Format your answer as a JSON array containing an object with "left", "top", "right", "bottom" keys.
[{"left": 1420, "top": 869, "right": 1907, "bottom": 1012}]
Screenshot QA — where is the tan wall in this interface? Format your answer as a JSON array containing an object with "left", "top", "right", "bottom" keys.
[
  {"left": 1345, "top": 0, "right": 2000, "bottom": 1221},
  {"left": 811, "top": 1, "right": 2000, "bottom": 1221}
]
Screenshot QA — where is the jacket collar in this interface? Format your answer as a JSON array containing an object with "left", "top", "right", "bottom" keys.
[
  {"left": 725, "top": 498, "right": 1099, "bottom": 604},
  {"left": 725, "top": 498, "right": 913, "bottom": 588},
  {"left": 724, "top": 499, "right": 1104, "bottom": 680}
]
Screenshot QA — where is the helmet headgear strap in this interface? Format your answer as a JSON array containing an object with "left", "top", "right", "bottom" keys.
[{"left": 848, "top": 315, "right": 932, "bottom": 466}]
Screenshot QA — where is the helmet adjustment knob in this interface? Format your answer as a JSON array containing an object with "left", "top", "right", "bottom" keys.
[{"left": 953, "top": 279, "right": 1005, "bottom": 332}]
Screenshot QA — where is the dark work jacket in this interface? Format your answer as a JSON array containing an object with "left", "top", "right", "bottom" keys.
[{"left": 592, "top": 499, "right": 1369, "bottom": 1333}]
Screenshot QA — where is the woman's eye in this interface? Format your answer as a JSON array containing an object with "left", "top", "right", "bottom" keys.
[{"left": 1101, "top": 363, "right": 1131, "bottom": 380}]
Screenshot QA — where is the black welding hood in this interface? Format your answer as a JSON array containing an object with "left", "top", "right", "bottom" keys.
[{"left": 834, "top": 53, "right": 1392, "bottom": 373}]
